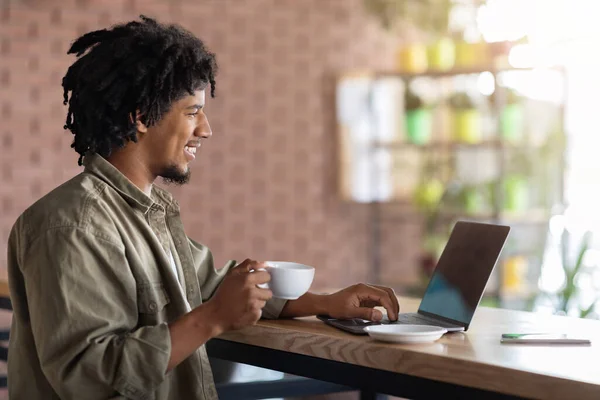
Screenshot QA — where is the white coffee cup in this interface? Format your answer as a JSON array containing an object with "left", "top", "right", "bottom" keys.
[{"left": 261, "top": 261, "right": 315, "bottom": 300}]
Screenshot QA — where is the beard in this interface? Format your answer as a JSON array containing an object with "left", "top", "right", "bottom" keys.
[{"left": 160, "top": 165, "right": 191, "bottom": 185}]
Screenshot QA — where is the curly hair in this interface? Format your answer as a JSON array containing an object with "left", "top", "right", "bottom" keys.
[{"left": 61, "top": 15, "right": 217, "bottom": 165}]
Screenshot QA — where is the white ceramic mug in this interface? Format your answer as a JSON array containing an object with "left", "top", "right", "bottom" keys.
[{"left": 259, "top": 261, "right": 315, "bottom": 300}]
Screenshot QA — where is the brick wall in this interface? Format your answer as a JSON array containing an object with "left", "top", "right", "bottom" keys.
[{"left": 0, "top": 0, "right": 421, "bottom": 290}]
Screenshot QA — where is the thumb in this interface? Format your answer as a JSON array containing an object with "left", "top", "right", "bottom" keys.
[{"left": 357, "top": 307, "right": 383, "bottom": 322}]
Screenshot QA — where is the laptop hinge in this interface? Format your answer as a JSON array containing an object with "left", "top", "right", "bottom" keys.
[{"left": 417, "top": 310, "right": 467, "bottom": 328}]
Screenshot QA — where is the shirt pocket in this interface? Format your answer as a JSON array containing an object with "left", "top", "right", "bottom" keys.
[{"left": 137, "top": 283, "right": 170, "bottom": 314}]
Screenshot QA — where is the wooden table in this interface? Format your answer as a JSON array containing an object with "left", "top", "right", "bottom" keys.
[
  {"left": 0, "top": 279, "right": 9, "bottom": 298},
  {"left": 0, "top": 279, "right": 10, "bottom": 311},
  {"left": 207, "top": 297, "right": 600, "bottom": 400}
]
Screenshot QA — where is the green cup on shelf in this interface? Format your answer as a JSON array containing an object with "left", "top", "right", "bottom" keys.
[
  {"left": 503, "top": 175, "right": 528, "bottom": 212},
  {"left": 405, "top": 109, "right": 433, "bottom": 145},
  {"left": 500, "top": 104, "right": 524, "bottom": 143},
  {"left": 463, "top": 186, "right": 485, "bottom": 214}
]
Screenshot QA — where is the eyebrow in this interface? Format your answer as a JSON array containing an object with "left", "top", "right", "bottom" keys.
[{"left": 185, "top": 104, "right": 204, "bottom": 110}]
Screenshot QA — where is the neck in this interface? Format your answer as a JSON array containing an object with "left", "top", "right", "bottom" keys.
[{"left": 107, "top": 148, "right": 155, "bottom": 197}]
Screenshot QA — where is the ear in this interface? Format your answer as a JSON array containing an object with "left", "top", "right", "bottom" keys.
[{"left": 131, "top": 111, "right": 148, "bottom": 134}]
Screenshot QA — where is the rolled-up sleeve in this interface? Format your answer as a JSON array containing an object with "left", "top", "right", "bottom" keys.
[
  {"left": 261, "top": 297, "right": 288, "bottom": 319},
  {"left": 189, "top": 238, "right": 287, "bottom": 319},
  {"left": 189, "top": 237, "right": 234, "bottom": 302},
  {"left": 21, "top": 227, "right": 170, "bottom": 400}
]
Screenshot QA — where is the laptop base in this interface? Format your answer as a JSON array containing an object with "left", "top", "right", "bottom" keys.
[{"left": 382, "top": 313, "right": 465, "bottom": 332}]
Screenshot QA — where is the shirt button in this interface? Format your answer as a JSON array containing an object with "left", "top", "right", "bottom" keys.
[{"left": 148, "top": 301, "right": 157, "bottom": 311}]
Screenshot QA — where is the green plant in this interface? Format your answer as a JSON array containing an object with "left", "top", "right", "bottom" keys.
[
  {"left": 540, "top": 229, "right": 597, "bottom": 318},
  {"left": 448, "top": 92, "right": 476, "bottom": 110},
  {"left": 490, "top": 87, "right": 522, "bottom": 108},
  {"left": 505, "top": 88, "right": 521, "bottom": 105},
  {"left": 412, "top": 154, "right": 446, "bottom": 230},
  {"left": 362, "top": 0, "right": 453, "bottom": 35},
  {"left": 405, "top": 87, "right": 426, "bottom": 110},
  {"left": 560, "top": 230, "right": 595, "bottom": 317},
  {"left": 536, "top": 126, "right": 566, "bottom": 208}
]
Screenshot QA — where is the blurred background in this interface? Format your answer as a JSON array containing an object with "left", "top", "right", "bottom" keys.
[{"left": 1, "top": 0, "right": 600, "bottom": 399}]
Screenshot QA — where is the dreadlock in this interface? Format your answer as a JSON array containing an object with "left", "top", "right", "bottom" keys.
[{"left": 62, "top": 15, "right": 217, "bottom": 165}]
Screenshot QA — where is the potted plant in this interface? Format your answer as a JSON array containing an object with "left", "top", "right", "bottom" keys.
[
  {"left": 500, "top": 88, "right": 524, "bottom": 143},
  {"left": 362, "top": 0, "right": 455, "bottom": 72},
  {"left": 362, "top": 0, "right": 453, "bottom": 35},
  {"left": 412, "top": 162, "right": 447, "bottom": 287},
  {"left": 428, "top": 36, "right": 455, "bottom": 71},
  {"left": 454, "top": 40, "right": 490, "bottom": 69},
  {"left": 404, "top": 86, "right": 433, "bottom": 145},
  {"left": 448, "top": 92, "right": 481, "bottom": 143},
  {"left": 538, "top": 229, "right": 597, "bottom": 318},
  {"left": 461, "top": 183, "right": 487, "bottom": 214},
  {"left": 503, "top": 174, "right": 528, "bottom": 212},
  {"left": 397, "top": 42, "right": 429, "bottom": 73},
  {"left": 501, "top": 146, "right": 533, "bottom": 213}
]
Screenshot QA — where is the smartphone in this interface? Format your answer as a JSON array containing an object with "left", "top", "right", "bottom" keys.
[
  {"left": 501, "top": 333, "right": 591, "bottom": 345},
  {"left": 317, "top": 315, "right": 380, "bottom": 335}
]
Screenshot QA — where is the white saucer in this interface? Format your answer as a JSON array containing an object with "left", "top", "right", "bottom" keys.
[{"left": 364, "top": 324, "right": 448, "bottom": 344}]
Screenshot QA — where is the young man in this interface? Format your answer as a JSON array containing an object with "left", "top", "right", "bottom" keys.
[{"left": 7, "top": 16, "right": 399, "bottom": 400}]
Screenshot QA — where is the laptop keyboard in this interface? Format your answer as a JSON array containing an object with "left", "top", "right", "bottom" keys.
[{"left": 384, "top": 313, "right": 460, "bottom": 329}]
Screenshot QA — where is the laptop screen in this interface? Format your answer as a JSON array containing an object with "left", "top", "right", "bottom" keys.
[{"left": 418, "top": 221, "right": 510, "bottom": 325}]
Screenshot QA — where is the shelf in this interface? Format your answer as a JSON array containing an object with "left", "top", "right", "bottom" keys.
[
  {"left": 372, "top": 140, "right": 504, "bottom": 150},
  {"left": 499, "top": 209, "right": 550, "bottom": 224},
  {"left": 371, "top": 65, "right": 563, "bottom": 79},
  {"left": 372, "top": 140, "right": 554, "bottom": 151},
  {"left": 337, "top": 64, "right": 565, "bottom": 308},
  {"left": 370, "top": 205, "right": 551, "bottom": 225}
]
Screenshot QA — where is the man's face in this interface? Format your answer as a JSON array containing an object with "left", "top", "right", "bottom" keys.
[{"left": 144, "top": 90, "right": 211, "bottom": 184}]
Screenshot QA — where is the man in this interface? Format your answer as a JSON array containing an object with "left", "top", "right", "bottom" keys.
[{"left": 7, "top": 15, "right": 399, "bottom": 400}]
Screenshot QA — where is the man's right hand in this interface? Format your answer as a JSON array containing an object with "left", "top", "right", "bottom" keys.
[{"left": 207, "top": 259, "right": 273, "bottom": 333}]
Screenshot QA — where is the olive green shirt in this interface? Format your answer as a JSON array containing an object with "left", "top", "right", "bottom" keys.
[{"left": 7, "top": 154, "right": 287, "bottom": 400}]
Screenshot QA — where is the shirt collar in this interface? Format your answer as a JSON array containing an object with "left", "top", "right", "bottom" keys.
[{"left": 83, "top": 153, "right": 180, "bottom": 215}]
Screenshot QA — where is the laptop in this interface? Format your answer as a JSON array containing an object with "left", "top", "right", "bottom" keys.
[{"left": 318, "top": 221, "right": 510, "bottom": 334}]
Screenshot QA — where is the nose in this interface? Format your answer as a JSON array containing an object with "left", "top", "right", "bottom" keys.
[{"left": 195, "top": 114, "right": 212, "bottom": 139}]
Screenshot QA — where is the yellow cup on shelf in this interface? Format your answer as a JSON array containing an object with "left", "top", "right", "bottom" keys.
[
  {"left": 453, "top": 109, "right": 481, "bottom": 143},
  {"left": 503, "top": 256, "right": 528, "bottom": 292},
  {"left": 428, "top": 37, "right": 455, "bottom": 71},
  {"left": 455, "top": 41, "right": 490, "bottom": 68},
  {"left": 397, "top": 43, "right": 428, "bottom": 73}
]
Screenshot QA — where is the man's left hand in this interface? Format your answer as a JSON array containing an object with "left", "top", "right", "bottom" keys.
[{"left": 324, "top": 284, "right": 399, "bottom": 322}]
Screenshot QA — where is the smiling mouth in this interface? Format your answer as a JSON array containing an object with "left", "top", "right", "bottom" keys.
[{"left": 184, "top": 145, "right": 197, "bottom": 160}]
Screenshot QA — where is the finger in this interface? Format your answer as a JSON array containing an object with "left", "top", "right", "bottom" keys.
[
  {"left": 250, "top": 299, "right": 267, "bottom": 311},
  {"left": 254, "top": 288, "right": 273, "bottom": 301},
  {"left": 365, "top": 284, "right": 398, "bottom": 319},
  {"left": 373, "top": 285, "right": 400, "bottom": 320},
  {"left": 257, "top": 299, "right": 267, "bottom": 309},
  {"left": 356, "top": 307, "right": 383, "bottom": 321},
  {"left": 246, "top": 260, "right": 267, "bottom": 273},
  {"left": 251, "top": 261, "right": 267, "bottom": 271},
  {"left": 359, "top": 300, "right": 380, "bottom": 308},
  {"left": 251, "top": 309, "right": 262, "bottom": 323},
  {"left": 357, "top": 286, "right": 396, "bottom": 321},
  {"left": 248, "top": 270, "right": 271, "bottom": 285},
  {"left": 233, "top": 259, "right": 254, "bottom": 273}
]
